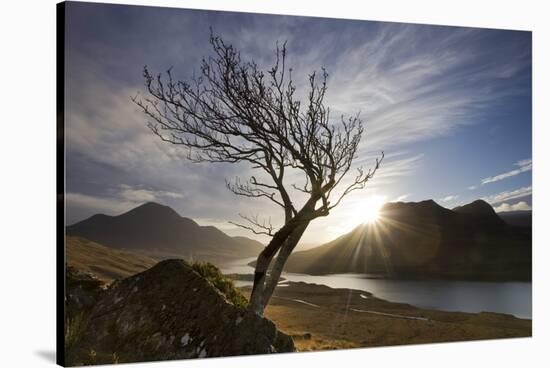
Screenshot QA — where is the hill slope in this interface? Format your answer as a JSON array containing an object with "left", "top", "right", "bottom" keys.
[
  {"left": 284, "top": 200, "right": 531, "bottom": 280},
  {"left": 67, "top": 202, "right": 264, "bottom": 261},
  {"left": 498, "top": 210, "right": 532, "bottom": 228},
  {"left": 66, "top": 236, "right": 158, "bottom": 282}
]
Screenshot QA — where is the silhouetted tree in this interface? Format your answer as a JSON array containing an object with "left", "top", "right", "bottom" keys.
[{"left": 133, "top": 34, "right": 383, "bottom": 315}]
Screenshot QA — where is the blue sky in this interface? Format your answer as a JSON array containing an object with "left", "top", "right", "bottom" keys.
[{"left": 64, "top": 2, "right": 532, "bottom": 245}]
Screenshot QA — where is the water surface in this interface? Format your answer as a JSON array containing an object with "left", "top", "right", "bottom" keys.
[{"left": 221, "top": 257, "right": 532, "bottom": 319}]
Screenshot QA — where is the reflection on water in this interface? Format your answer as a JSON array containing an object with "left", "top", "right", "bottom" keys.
[
  {"left": 220, "top": 258, "right": 532, "bottom": 319},
  {"left": 221, "top": 257, "right": 258, "bottom": 275}
]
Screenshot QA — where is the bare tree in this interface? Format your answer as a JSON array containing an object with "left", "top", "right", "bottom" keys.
[{"left": 133, "top": 33, "right": 383, "bottom": 315}]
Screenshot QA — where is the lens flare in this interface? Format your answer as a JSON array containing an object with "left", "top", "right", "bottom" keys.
[{"left": 361, "top": 195, "right": 385, "bottom": 224}]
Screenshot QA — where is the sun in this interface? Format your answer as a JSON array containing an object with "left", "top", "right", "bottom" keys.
[
  {"left": 361, "top": 195, "right": 386, "bottom": 224},
  {"left": 336, "top": 195, "right": 387, "bottom": 235}
]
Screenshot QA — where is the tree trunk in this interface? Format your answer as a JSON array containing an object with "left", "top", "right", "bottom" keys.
[
  {"left": 261, "top": 223, "right": 308, "bottom": 307},
  {"left": 248, "top": 219, "right": 302, "bottom": 315},
  {"left": 248, "top": 201, "right": 317, "bottom": 315},
  {"left": 248, "top": 247, "right": 279, "bottom": 315}
]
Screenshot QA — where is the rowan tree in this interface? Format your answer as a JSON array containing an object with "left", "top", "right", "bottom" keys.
[{"left": 133, "top": 34, "right": 383, "bottom": 315}]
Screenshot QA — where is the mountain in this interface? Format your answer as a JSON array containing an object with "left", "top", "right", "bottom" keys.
[
  {"left": 284, "top": 200, "right": 531, "bottom": 280},
  {"left": 67, "top": 202, "right": 264, "bottom": 261},
  {"left": 498, "top": 210, "right": 532, "bottom": 228},
  {"left": 453, "top": 200, "right": 506, "bottom": 226}
]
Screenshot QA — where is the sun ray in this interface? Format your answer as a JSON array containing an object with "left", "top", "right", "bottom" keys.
[{"left": 355, "top": 195, "right": 386, "bottom": 225}]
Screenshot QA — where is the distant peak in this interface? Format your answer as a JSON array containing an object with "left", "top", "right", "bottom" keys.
[
  {"left": 137, "top": 201, "right": 169, "bottom": 209},
  {"left": 468, "top": 199, "right": 491, "bottom": 207},
  {"left": 453, "top": 200, "right": 501, "bottom": 220},
  {"left": 126, "top": 202, "right": 183, "bottom": 218},
  {"left": 382, "top": 199, "right": 443, "bottom": 210},
  {"left": 453, "top": 199, "right": 504, "bottom": 223},
  {"left": 419, "top": 199, "right": 439, "bottom": 207}
]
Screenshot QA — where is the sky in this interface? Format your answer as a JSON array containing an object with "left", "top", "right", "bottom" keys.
[{"left": 64, "top": 2, "right": 532, "bottom": 246}]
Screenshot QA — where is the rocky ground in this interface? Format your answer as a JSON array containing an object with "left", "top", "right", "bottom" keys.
[{"left": 250, "top": 282, "right": 532, "bottom": 351}]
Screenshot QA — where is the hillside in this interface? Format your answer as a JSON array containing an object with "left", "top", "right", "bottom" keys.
[
  {"left": 284, "top": 200, "right": 531, "bottom": 280},
  {"left": 66, "top": 236, "right": 158, "bottom": 282},
  {"left": 67, "top": 202, "right": 264, "bottom": 261},
  {"left": 498, "top": 210, "right": 532, "bottom": 228}
]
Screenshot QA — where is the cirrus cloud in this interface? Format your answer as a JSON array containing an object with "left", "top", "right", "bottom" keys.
[
  {"left": 481, "top": 158, "right": 532, "bottom": 185},
  {"left": 482, "top": 186, "right": 532, "bottom": 205}
]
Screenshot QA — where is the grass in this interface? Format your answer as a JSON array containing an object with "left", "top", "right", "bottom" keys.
[
  {"left": 191, "top": 261, "right": 248, "bottom": 308},
  {"left": 66, "top": 236, "right": 158, "bottom": 283},
  {"left": 65, "top": 311, "right": 90, "bottom": 352}
]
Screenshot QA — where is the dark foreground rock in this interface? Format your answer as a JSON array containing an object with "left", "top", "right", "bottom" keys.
[
  {"left": 66, "top": 266, "right": 105, "bottom": 312},
  {"left": 66, "top": 260, "right": 294, "bottom": 366}
]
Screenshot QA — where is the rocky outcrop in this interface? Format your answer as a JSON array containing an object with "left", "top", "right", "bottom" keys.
[
  {"left": 66, "top": 266, "right": 105, "bottom": 312},
  {"left": 65, "top": 267, "right": 106, "bottom": 365},
  {"left": 66, "top": 260, "right": 294, "bottom": 365}
]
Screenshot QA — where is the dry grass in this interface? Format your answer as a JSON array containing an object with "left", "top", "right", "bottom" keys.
[
  {"left": 254, "top": 282, "right": 532, "bottom": 351},
  {"left": 66, "top": 236, "right": 158, "bottom": 283}
]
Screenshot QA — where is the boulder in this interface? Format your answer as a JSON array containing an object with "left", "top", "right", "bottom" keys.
[
  {"left": 67, "top": 259, "right": 294, "bottom": 365},
  {"left": 65, "top": 266, "right": 105, "bottom": 311}
]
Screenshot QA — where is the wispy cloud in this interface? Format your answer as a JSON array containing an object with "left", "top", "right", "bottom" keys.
[
  {"left": 482, "top": 186, "right": 532, "bottom": 204},
  {"left": 481, "top": 158, "right": 532, "bottom": 185},
  {"left": 441, "top": 195, "right": 459, "bottom": 202},
  {"left": 361, "top": 152, "right": 424, "bottom": 187},
  {"left": 66, "top": 193, "right": 137, "bottom": 221},
  {"left": 392, "top": 194, "right": 410, "bottom": 202},
  {"left": 493, "top": 201, "right": 531, "bottom": 213},
  {"left": 118, "top": 184, "right": 184, "bottom": 202},
  {"left": 63, "top": 6, "right": 531, "bottom": 243},
  {"left": 319, "top": 26, "right": 530, "bottom": 153},
  {"left": 468, "top": 185, "right": 478, "bottom": 190}
]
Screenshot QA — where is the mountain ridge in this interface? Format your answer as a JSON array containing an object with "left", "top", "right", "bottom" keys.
[
  {"left": 67, "top": 202, "right": 264, "bottom": 261},
  {"left": 284, "top": 199, "right": 531, "bottom": 280}
]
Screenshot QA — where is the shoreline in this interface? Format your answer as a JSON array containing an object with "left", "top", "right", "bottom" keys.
[
  {"left": 242, "top": 281, "right": 531, "bottom": 351},
  {"left": 245, "top": 262, "right": 532, "bottom": 282},
  {"left": 246, "top": 260, "right": 533, "bottom": 282},
  {"left": 229, "top": 271, "right": 532, "bottom": 319}
]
